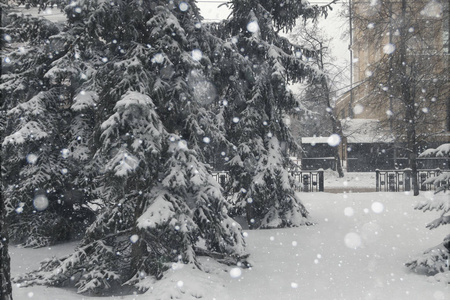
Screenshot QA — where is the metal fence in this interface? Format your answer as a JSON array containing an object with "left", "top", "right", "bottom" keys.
[
  {"left": 211, "top": 171, "right": 229, "bottom": 190},
  {"left": 211, "top": 170, "right": 324, "bottom": 193},
  {"left": 290, "top": 170, "right": 324, "bottom": 192},
  {"left": 375, "top": 169, "right": 447, "bottom": 192}
]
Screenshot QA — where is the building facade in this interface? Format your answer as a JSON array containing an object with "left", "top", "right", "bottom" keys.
[{"left": 335, "top": 0, "right": 450, "bottom": 171}]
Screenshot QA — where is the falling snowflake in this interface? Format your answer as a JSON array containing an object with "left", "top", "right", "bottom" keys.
[
  {"left": 383, "top": 43, "right": 396, "bottom": 55},
  {"left": 130, "top": 234, "right": 139, "bottom": 243},
  {"left": 61, "top": 148, "right": 70, "bottom": 158},
  {"left": 420, "top": 0, "right": 443, "bottom": 17},
  {"left": 247, "top": 21, "right": 259, "bottom": 33},
  {"left": 179, "top": 2, "right": 189, "bottom": 12},
  {"left": 353, "top": 104, "right": 364, "bottom": 115},
  {"left": 327, "top": 134, "right": 341, "bottom": 147},
  {"left": 191, "top": 49, "right": 203, "bottom": 61},
  {"left": 229, "top": 267, "right": 242, "bottom": 278},
  {"left": 344, "top": 232, "right": 362, "bottom": 249},
  {"left": 26, "top": 154, "right": 38, "bottom": 164},
  {"left": 371, "top": 202, "right": 384, "bottom": 213},
  {"left": 152, "top": 53, "right": 164, "bottom": 64},
  {"left": 33, "top": 195, "right": 49, "bottom": 211}
]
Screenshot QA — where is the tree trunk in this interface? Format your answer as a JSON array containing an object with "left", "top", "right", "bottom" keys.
[
  {"left": 322, "top": 74, "right": 344, "bottom": 178},
  {"left": 410, "top": 152, "right": 419, "bottom": 196},
  {"left": 130, "top": 192, "right": 148, "bottom": 276},
  {"left": 245, "top": 203, "right": 258, "bottom": 229},
  {"left": 334, "top": 147, "right": 345, "bottom": 178},
  {"left": 331, "top": 119, "right": 345, "bottom": 178},
  {"left": 400, "top": 0, "right": 419, "bottom": 196},
  {"left": 1, "top": 193, "right": 13, "bottom": 300}
]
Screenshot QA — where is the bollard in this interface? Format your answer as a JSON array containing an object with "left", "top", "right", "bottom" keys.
[
  {"left": 388, "top": 173, "right": 396, "bottom": 192},
  {"left": 219, "top": 174, "right": 226, "bottom": 189},
  {"left": 420, "top": 173, "right": 427, "bottom": 191},
  {"left": 404, "top": 169, "right": 411, "bottom": 191},
  {"left": 318, "top": 169, "right": 324, "bottom": 192},
  {"left": 376, "top": 170, "right": 380, "bottom": 191},
  {"left": 303, "top": 174, "right": 310, "bottom": 192}
]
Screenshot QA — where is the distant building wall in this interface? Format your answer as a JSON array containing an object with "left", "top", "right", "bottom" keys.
[{"left": 335, "top": 0, "right": 449, "bottom": 165}]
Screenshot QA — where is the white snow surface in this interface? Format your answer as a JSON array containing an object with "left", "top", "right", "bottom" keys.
[
  {"left": 10, "top": 190, "right": 449, "bottom": 299},
  {"left": 323, "top": 170, "right": 377, "bottom": 192}
]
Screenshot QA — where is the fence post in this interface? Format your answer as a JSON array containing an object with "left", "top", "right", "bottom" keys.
[
  {"left": 420, "top": 173, "right": 428, "bottom": 191},
  {"left": 376, "top": 169, "right": 380, "bottom": 192},
  {"left": 404, "top": 168, "right": 411, "bottom": 192},
  {"left": 318, "top": 169, "right": 324, "bottom": 192}
]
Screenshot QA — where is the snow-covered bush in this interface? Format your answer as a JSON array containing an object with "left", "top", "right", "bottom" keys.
[{"left": 406, "top": 144, "right": 450, "bottom": 284}]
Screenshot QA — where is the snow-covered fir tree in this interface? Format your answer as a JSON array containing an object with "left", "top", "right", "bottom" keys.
[
  {"left": 1, "top": 9, "right": 94, "bottom": 247},
  {"left": 210, "top": 0, "right": 334, "bottom": 228},
  {"left": 12, "top": 0, "right": 247, "bottom": 293},
  {"left": 1, "top": 167, "right": 13, "bottom": 300},
  {"left": 406, "top": 143, "right": 450, "bottom": 284}
]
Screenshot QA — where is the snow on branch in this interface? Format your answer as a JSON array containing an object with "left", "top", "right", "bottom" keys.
[
  {"left": 7, "top": 93, "right": 46, "bottom": 116},
  {"left": 72, "top": 91, "right": 98, "bottom": 111},
  {"left": 137, "top": 193, "right": 176, "bottom": 229},
  {"left": 104, "top": 149, "right": 140, "bottom": 177},
  {"left": 2, "top": 121, "right": 48, "bottom": 145},
  {"left": 419, "top": 143, "right": 450, "bottom": 158}
]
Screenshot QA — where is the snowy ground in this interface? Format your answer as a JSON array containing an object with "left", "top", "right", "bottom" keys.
[
  {"left": 323, "top": 170, "right": 376, "bottom": 192},
  {"left": 10, "top": 189, "right": 449, "bottom": 300}
]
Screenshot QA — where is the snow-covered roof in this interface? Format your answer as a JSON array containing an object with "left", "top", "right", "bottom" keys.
[
  {"left": 301, "top": 137, "right": 330, "bottom": 144},
  {"left": 341, "top": 119, "right": 393, "bottom": 144}
]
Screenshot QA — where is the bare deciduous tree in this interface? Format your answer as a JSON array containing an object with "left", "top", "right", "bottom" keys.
[
  {"left": 350, "top": 0, "right": 449, "bottom": 195},
  {"left": 291, "top": 20, "right": 347, "bottom": 177}
]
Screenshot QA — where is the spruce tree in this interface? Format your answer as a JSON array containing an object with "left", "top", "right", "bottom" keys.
[
  {"left": 13, "top": 0, "right": 246, "bottom": 293},
  {"left": 1, "top": 170, "right": 13, "bottom": 300},
  {"left": 1, "top": 9, "right": 93, "bottom": 247},
  {"left": 213, "top": 0, "right": 334, "bottom": 228},
  {"left": 406, "top": 144, "right": 450, "bottom": 284}
]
